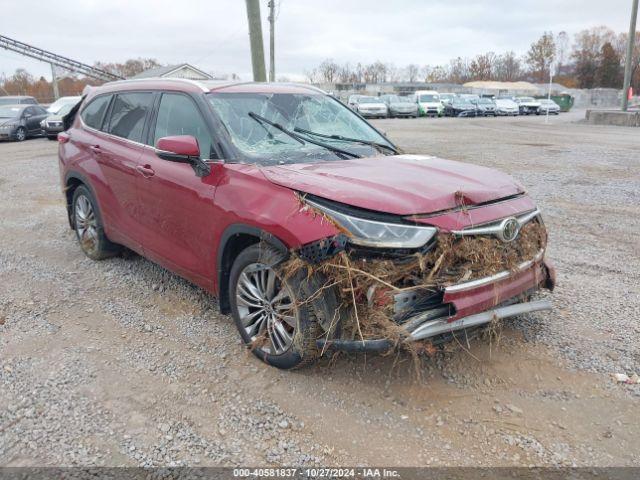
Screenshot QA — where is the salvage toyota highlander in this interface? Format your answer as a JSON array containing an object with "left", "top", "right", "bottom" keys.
[{"left": 58, "top": 79, "right": 556, "bottom": 369}]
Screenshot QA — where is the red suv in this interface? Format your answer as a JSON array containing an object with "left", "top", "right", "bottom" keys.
[{"left": 58, "top": 79, "right": 555, "bottom": 369}]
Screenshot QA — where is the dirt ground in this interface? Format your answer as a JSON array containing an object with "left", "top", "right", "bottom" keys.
[{"left": 1, "top": 111, "right": 639, "bottom": 467}]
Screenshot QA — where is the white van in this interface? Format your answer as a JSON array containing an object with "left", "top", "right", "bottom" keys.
[{"left": 414, "top": 90, "right": 443, "bottom": 117}]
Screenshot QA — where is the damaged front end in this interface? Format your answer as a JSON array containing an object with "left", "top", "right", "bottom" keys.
[{"left": 279, "top": 194, "right": 556, "bottom": 354}]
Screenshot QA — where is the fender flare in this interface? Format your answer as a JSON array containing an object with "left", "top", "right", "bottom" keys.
[{"left": 216, "top": 224, "right": 290, "bottom": 314}]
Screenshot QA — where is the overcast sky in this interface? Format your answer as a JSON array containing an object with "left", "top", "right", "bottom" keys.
[{"left": 0, "top": 0, "right": 634, "bottom": 81}]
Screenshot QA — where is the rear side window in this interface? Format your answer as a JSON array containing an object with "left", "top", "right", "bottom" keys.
[
  {"left": 81, "top": 95, "right": 112, "bottom": 130},
  {"left": 107, "top": 92, "right": 154, "bottom": 143},
  {"left": 153, "top": 93, "right": 213, "bottom": 159}
]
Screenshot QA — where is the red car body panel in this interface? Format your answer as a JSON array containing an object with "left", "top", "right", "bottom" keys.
[
  {"left": 58, "top": 79, "right": 552, "bottom": 332},
  {"left": 443, "top": 261, "right": 549, "bottom": 320},
  {"left": 261, "top": 154, "right": 524, "bottom": 216}
]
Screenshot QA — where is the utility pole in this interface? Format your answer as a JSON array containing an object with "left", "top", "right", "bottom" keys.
[
  {"left": 268, "top": 0, "right": 275, "bottom": 82},
  {"left": 546, "top": 62, "right": 554, "bottom": 124},
  {"left": 622, "top": 0, "right": 638, "bottom": 111},
  {"left": 50, "top": 63, "right": 59, "bottom": 101},
  {"left": 245, "top": 0, "right": 267, "bottom": 82}
]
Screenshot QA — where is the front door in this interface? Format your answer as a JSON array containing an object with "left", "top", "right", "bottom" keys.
[{"left": 135, "top": 92, "right": 221, "bottom": 285}]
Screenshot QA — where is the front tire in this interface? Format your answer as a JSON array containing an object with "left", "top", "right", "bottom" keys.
[
  {"left": 229, "top": 244, "right": 333, "bottom": 369},
  {"left": 15, "top": 127, "right": 26, "bottom": 142},
  {"left": 72, "top": 185, "right": 122, "bottom": 260}
]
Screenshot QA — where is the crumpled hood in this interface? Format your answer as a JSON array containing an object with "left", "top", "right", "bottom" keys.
[{"left": 261, "top": 154, "right": 525, "bottom": 216}]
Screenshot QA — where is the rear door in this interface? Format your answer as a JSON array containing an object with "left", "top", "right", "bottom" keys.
[
  {"left": 96, "top": 91, "right": 156, "bottom": 249},
  {"left": 134, "top": 91, "right": 221, "bottom": 285}
]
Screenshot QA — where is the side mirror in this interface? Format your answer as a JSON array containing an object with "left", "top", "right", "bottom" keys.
[
  {"left": 156, "top": 135, "right": 210, "bottom": 177},
  {"left": 24, "top": 113, "right": 32, "bottom": 119}
]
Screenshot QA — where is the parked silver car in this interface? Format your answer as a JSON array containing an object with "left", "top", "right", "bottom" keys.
[
  {"left": 380, "top": 94, "right": 418, "bottom": 118},
  {"left": 472, "top": 97, "right": 497, "bottom": 116},
  {"left": 494, "top": 98, "right": 520, "bottom": 116},
  {"left": 349, "top": 96, "right": 388, "bottom": 118},
  {"left": 538, "top": 98, "right": 560, "bottom": 115}
]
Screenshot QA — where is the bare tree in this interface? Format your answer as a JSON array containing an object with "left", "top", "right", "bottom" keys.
[
  {"left": 316, "top": 59, "right": 340, "bottom": 84},
  {"left": 405, "top": 64, "right": 420, "bottom": 82},
  {"left": 469, "top": 52, "right": 496, "bottom": 80},
  {"left": 494, "top": 51, "right": 522, "bottom": 81},
  {"left": 447, "top": 57, "right": 470, "bottom": 83},
  {"left": 572, "top": 26, "right": 616, "bottom": 88},
  {"left": 526, "top": 32, "right": 556, "bottom": 82}
]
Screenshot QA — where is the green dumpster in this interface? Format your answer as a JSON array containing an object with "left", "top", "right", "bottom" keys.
[{"left": 536, "top": 93, "right": 574, "bottom": 112}]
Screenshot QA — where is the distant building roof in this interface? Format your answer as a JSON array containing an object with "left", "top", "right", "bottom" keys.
[
  {"left": 132, "top": 63, "right": 213, "bottom": 80},
  {"left": 463, "top": 80, "right": 540, "bottom": 92}
]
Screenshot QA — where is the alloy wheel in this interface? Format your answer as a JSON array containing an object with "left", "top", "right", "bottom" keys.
[
  {"left": 74, "top": 194, "right": 98, "bottom": 255},
  {"left": 16, "top": 127, "right": 26, "bottom": 141},
  {"left": 236, "top": 262, "right": 297, "bottom": 355}
]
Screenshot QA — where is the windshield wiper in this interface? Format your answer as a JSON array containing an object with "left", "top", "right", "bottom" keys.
[
  {"left": 293, "top": 127, "right": 398, "bottom": 155},
  {"left": 247, "top": 112, "right": 361, "bottom": 158}
]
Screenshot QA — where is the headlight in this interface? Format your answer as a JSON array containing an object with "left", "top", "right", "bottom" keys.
[
  {"left": 40, "top": 120, "right": 46, "bottom": 127},
  {"left": 306, "top": 200, "right": 437, "bottom": 249}
]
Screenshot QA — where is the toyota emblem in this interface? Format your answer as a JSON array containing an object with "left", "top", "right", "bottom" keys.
[{"left": 498, "top": 217, "right": 520, "bottom": 242}]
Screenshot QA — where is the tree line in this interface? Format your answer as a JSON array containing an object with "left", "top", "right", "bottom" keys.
[
  {"left": 306, "top": 27, "right": 640, "bottom": 90},
  {"left": 0, "top": 58, "right": 162, "bottom": 102}
]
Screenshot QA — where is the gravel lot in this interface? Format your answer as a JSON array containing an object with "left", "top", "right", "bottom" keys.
[{"left": 1, "top": 111, "right": 639, "bottom": 467}]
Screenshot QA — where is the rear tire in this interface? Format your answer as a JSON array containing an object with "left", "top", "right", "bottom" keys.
[
  {"left": 72, "top": 185, "right": 122, "bottom": 260},
  {"left": 47, "top": 135, "right": 57, "bottom": 141},
  {"left": 229, "top": 244, "right": 337, "bottom": 369}
]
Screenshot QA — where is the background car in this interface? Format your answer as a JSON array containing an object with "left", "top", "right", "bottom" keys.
[
  {"left": 380, "top": 94, "right": 418, "bottom": 118},
  {"left": 41, "top": 102, "right": 76, "bottom": 140},
  {"left": 351, "top": 96, "right": 388, "bottom": 118},
  {"left": 443, "top": 98, "right": 477, "bottom": 117},
  {"left": 515, "top": 96, "right": 541, "bottom": 115},
  {"left": 46, "top": 96, "right": 82, "bottom": 115},
  {"left": 494, "top": 98, "right": 520, "bottom": 116},
  {"left": 0, "top": 104, "right": 48, "bottom": 141},
  {"left": 347, "top": 94, "right": 364, "bottom": 110},
  {"left": 0, "top": 95, "right": 38, "bottom": 106},
  {"left": 538, "top": 98, "right": 560, "bottom": 115},
  {"left": 439, "top": 93, "right": 456, "bottom": 106},
  {"left": 472, "top": 97, "right": 497, "bottom": 116},
  {"left": 414, "top": 90, "right": 443, "bottom": 117}
]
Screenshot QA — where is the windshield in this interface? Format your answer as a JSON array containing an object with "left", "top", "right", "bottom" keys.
[
  {"left": 47, "top": 97, "right": 81, "bottom": 114},
  {"left": 208, "top": 91, "right": 393, "bottom": 165},
  {"left": 519, "top": 97, "right": 535, "bottom": 102},
  {"left": 357, "top": 97, "right": 381, "bottom": 104},
  {"left": 0, "top": 106, "right": 21, "bottom": 117},
  {"left": 419, "top": 94, "right": 438, "bottom": 102},
  {"left": 55, "top": 103, "right": 74, "bottom": 116},
  {"left": 478, "top": 98, "right": 493, "bottom": 104},
  {"left": 396, "top": 96, "right": 413, "bottom": 103}
]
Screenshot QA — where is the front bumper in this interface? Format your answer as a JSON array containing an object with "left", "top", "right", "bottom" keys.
[
  {"left": 359, "top": 110, "right": 387, "bottom": 118},
  {"left": 318, "top": 255, "right": 555, "bottom": 352}
]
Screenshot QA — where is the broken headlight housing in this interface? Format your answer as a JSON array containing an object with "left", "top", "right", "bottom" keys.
[{"left": 306, "top": 200, "right": 437, "bottom": 249}]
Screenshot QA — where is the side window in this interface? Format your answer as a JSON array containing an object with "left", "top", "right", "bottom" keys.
[
  {"left": 34, "top": 106, "right": 47, "bottom": 115},
  {"left": 153, "top": 93, "right": 213, "bottom": 159},
  {"left": 81, "top": 95, "right": 112, "bottom": 130},
  {"left": 107, "top": 92, "right": 154, "bottom": 143},
  {"left": 23, "top": 107, "right": 34, "bottom": 117}
]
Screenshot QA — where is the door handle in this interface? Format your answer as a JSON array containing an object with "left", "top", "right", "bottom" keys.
[
  {"left": 89, "top": 145, "right": 101, "bottom": 155},
  {"left": 136, "top": 164, "right": 155, "bottom": 178}
]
